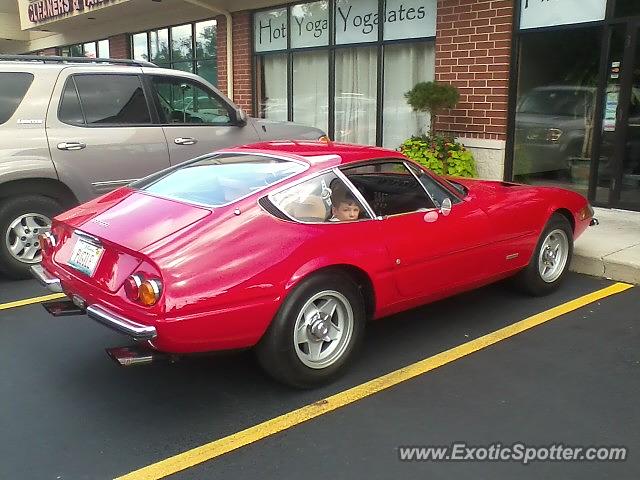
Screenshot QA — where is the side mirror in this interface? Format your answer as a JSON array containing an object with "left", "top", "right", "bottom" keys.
[
  {"left": 440, "top": 197, "right": 452, "bottom": 216},
  {"left": 234, "top": 108, "right": 247, "bottom": 126}
]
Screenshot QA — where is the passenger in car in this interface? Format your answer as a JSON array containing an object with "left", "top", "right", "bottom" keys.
[{"left": 329, "top": 186, "right": 361, "bottom": 222}]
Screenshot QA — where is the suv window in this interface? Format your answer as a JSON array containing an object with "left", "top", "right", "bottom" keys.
[
  {"left": 151, "top": 76, "right": 232, "bottom": 125},
  {"left": 0, "top": 73, "right": 34, "bottom": 125},
  {"left": 342, "top": 162, "right": 435, "bottom": 216},
  {"left": 59, "top": 74, "right": 151, "bottom": 126}
]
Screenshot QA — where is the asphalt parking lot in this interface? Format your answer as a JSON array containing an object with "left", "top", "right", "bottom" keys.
[{"left": 1, "top": 273, "right": 638, "bottom": 480}]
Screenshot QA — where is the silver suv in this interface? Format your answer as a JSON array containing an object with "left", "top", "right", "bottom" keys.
[{"left": 0, "top": 55, "right": 325, "bottom": 278}]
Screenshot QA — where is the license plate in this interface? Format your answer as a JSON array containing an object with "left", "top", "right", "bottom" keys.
[{"left": 68, "top": 237, "right": 104, "bottom": 277}]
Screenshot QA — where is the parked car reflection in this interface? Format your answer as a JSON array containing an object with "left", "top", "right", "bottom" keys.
[{"left": 515, "top": 85, "right": 640, "bottom": 188}]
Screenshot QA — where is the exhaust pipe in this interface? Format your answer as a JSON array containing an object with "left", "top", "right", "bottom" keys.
[{"left": 106, "top": 345, "right": 176, "bottom": 367}]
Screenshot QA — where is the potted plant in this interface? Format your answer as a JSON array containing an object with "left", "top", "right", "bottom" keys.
[{"left": 400, "top": 82, "right": 477, "bottom": 178}]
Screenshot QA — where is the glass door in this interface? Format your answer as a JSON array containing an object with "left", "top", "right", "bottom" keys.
[
  {"left": 594, "top": 20, "right": 640, "bottom": 210},
  {"left": 615, "top": 23, "right": 640, "bottom": 208}
]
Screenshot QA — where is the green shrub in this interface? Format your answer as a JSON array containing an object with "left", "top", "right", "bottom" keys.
[
  {"left": 405, "top": 81, "right": 459, "bottom": 138},
  {"left": 400, "top": 135, "right": 477, "bottom": 178}
]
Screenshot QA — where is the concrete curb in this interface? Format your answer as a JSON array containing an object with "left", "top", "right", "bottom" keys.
[
  {"left": 570, "top": 252, "right": 640, "bottom": 285},
  {"left": 569, "top": 207, "right": 640, "bottom": 285}
]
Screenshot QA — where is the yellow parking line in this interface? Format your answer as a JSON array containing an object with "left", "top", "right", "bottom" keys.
[
  {"left": 116, "top": 282, "right": 633, "bottom": 480},
  {"left": 0, "top": 292, "right": 66, "bottom": 311}
]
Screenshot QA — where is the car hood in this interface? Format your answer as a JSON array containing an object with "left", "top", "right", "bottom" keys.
[
  {"left": 515, "top": 112, "right": 585, "bottom": 129},
  {"left": 250, "top": 117, "right": 326, "bottom": 141},
  {"left": 70, "top": 189, "right": 211, "bottom": 252}
]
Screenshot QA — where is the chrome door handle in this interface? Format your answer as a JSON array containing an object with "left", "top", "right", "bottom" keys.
[
  {"left": 57, "top": 142, "right": 86, "bottom": 151},
  {"left": 174, "top": 137, "right": 197, "bottom": 145}
]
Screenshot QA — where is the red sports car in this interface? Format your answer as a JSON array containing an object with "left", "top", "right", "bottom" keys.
[{"left": 32, "top": 141, "right": 596, "bottom": 387}]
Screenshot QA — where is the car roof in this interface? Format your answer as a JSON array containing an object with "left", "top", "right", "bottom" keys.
[{"left": 225, "top": 140, "right": 406, "bottom": 168}]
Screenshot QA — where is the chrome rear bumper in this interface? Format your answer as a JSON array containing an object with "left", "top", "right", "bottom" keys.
[
  {"left": 32, "top": 264, "right": 157, "bottom": 341},
  {"left": 87, "top": 305, "right": 157, "bottom": 341},
  {"left": 31, "top": 264, "right": 63, "bottom": 293}
]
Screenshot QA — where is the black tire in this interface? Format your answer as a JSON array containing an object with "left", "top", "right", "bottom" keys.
[
  {"left": 514, "top": 213, "right": 573, "bottom": 296},
  {"left": 0, "top": 195, "right": 63, "bottom": 279},
  {"left": 256, "top": 271, "right": 366, "bottom": 388}
]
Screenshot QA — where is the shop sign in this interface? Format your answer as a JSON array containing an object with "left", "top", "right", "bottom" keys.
[
  {"left": 254, "top": 7, "right": 288, "bottom": 52},
  {"left": 520, "top": 0, "right": 606, "bottom": 30},
  {"left": 383, "top": 0, "right": 436, "bottom": 41},
  {"left": 335, "top": 0, "right": 436, "bottom": 44},
  {"left": 291, "top": 1, "right": 329, "bottom": 48},
  {"left": 19, "top": 0, "right": 127, "bottom": 29},
  {"left": 254, "top": 0, "right": 436, "bottom": 51}
]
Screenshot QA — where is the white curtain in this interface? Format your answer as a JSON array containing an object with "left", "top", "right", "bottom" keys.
[
  {"left": 262, "top": 55, "right": 288, "bottom": 122},
  {"left": 293, "top": 51, "right": 329, "bottom": 133},
  {"left": 334, "top": 47, "right": 378, "bottom": 145},
  {"left": 382, "top": 42, "right": 435, "bottom": 148}
]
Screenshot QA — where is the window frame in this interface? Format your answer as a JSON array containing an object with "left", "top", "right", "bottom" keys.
[
  {"left": 340, "top": 159, "right": 438, "bottom": 217},
  {"left": 0, "top": 72, "right": 34, "bottom": 126},
  {"left": 267, "top": 166, "right": 376, "bottom": 224},
  {"left": 147, "top": 73, "right": 239, "bottom": 127},
  {"left": 252, "top": 0, "right": 437, "bottom": 145},
  {"left": 130, "top": 18, "right": 218, "bottom": 84},
  {"left": 405, "top": 161, "right": 464, "bottom": 206},
  {"left": 59, "top": 39, "right": 110, "bottom": 58},
  {"left": 264, "top": 156, "right": 460, "bottom": 224},
  {"left": 56, "top": 73, "right": 155, "bottom": 128}
]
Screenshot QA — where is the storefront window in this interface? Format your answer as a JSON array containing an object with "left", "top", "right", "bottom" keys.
[
  {"left": 150, "top": 29, "right": 169, "bottom": 65},
  {"left": 195, "top": 20, "right": 217, "bottom": 85},
  {"left": 132, "top": 33, "right": 148, "bottom": 61},
  {"left": 131, "top": 20, "right": 217, "bottom": 85},
  {"left": 615, "top": 0, "right": 640, "bottom": 18},
  {"left": 513, "top": 27, "right": 601, "bottom": 195},
  {"left": 61, "top": 40, "right": 108, "bottom": 58},
  {"left": 253, "top": 0, "right": 436, "bottom": 144},
  {"left": 256, "top": 54, "right": 288, "bottom": 122},
  {"left": 293, "top": 51, "right": 329, "bottom": 133},
  {"left": 335, "top": 47, "right": 377, "bottom": 144},
  {"left": 171, "top": 25, "right": 192, "bottom": 62},
  {"left": 382, "top": 42, "right": 434, "bottom": 148}
]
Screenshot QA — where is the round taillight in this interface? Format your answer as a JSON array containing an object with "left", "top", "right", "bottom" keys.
[
  {"left": 139, "top": 279, "right": 162, "bottom": 306},
  {"left": 124, "top": 274, "right": 143, "bottom": 301}
]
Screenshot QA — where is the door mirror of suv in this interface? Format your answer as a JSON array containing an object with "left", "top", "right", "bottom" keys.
[{"left": 234, "top": 108, "right": 247, "bottom": 126}]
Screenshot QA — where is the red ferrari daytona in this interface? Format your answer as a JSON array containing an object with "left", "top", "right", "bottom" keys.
[{"left": 32, "top": 141, "right": 596, "bottom": 387}]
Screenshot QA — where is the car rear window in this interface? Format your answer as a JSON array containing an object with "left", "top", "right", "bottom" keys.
[
  {"left": 0, "top": 73, "right": 34, "bottom": 125},
  {"left": 133, "top": 154, "right": 307, "bottom": 206}
]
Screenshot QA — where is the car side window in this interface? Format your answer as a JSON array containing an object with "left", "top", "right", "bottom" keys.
[
  {"left": 151, "top": 76, "right": 232, "bottom": 126},
  {"left": 342, "top": 162, "right": 436, "bottom": 216},
  {"left": 405, "top": 163, "right": 461, "bottom": 207},
  {"left": 60, "top": 74, "right": 151, "bottom": 126},
  {"left": 59, "top": 78, "right": 84, "bottom": 125},
  {"left": 271, "top": 172, "right": 370, "bottom": 223},
  {"left": 0, "top": 73, "right": 33, "bottom": 125}
]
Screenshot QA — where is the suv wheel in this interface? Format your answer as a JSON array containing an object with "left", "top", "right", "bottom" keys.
[{"left": 0, "top": 195, "right": 63, "bottom": 279}]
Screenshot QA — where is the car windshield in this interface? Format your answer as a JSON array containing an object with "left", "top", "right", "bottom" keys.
[
  {"left": 517, "top": 89, "right": 591, "bottom": 117},
  {"left": 133, "top": 154, "right": 306, "bottom": 206}
]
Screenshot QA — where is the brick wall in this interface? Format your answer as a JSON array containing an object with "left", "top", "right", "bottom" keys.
[
  {"left": 217, "top": 11, "right": 253, "bottom": 112},
  {"left": 434, "top": 0, "right": 513, "bottom": 141},
  {"left": 39, "top": 48, "right": 58, "bottom": 56},
  {"left": 108, "top": 34, "right": 130, "bottom": 60}
]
